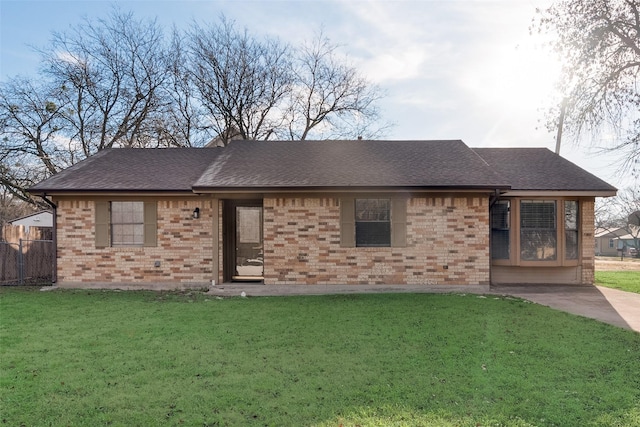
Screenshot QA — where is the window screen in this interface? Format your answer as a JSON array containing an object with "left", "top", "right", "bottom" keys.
[
  {"left": 491, "top": 200, "right": 510, "bottom": 259},
  {"left": 111, "top": 201, "right": 144, "bottom": 246},
  {"left": 520, "top": 200, "right": 557, "bottom": 261},
  {"left": 355, "top": 199, "right": 390, "bottom": 247}
]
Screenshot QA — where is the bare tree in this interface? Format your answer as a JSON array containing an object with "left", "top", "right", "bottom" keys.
[
  {"left": 0, "top": 77, "right": 68, "bottom": 205},
  {"left": 1, "top": 11, "right": 388, "bottom": 206},
  {"left": 284, "top": 32, "right": 385, "bottom": 140},
  {"left": 187, "top": 17, "right": 293, "bottom": 145},
  {"left": 596, "top": 187, "right": 640, "bottom": 256},
  {"left": 535, "top": 0, "right": 639, "bottom": 172},
  {"left": 42, "top": 9, "right": 170, "bottom": 154}
]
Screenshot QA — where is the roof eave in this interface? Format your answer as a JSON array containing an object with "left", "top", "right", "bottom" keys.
[
  {"left": 192, "top": 184, "right": 511, "bottom": 194},
  {"left": 500, "top": 190, "right": 617, "bottom": 197},
  {"left": 29, "top": 189, "right": 200, "bottom": 197}
]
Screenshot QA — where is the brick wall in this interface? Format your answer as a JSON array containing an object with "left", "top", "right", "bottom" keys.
[
  {"left": 55, "top": 198, "right": 215, "bottom": 287},
  {"left": 262, "top": 195, "right": 490, "bottom": 285},
  {"left": 52, "top": 194, "right": 596, "bottom": 288}
]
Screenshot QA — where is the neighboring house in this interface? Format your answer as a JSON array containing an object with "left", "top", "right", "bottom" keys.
[
  {"left": 28, "top": 140, "right": 617, "bottom": 290},
  {"left": 9, "top": 211, "right": 53, "bottom": 229},
  {"left": 7, "top": 211, "right": 53, "bottom": 240},
  {"left": 595, "top": 227, "right": 639, "bottom": 256},
  {"left": 595, "top": 227, "right": 627, "bottom": 256}
]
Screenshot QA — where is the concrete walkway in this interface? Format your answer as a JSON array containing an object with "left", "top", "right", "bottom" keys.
[
  {"left": 207, "top": 283, "right": 640, "bottom": 332},
  {"left": 491, "top": 284, "right": 640, "bottom": 332}
]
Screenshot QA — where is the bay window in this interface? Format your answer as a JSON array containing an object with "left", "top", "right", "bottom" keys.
[{"left": 491, "top": 198, "right": 580, "bottom": 265}]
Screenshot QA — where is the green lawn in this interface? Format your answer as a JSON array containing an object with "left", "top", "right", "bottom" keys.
[
  {"left": 1, "top": 288, "right": 639, "bottom": 427},
  {"left": 595, "top": 271, "right": 640, "bottom": 294}
]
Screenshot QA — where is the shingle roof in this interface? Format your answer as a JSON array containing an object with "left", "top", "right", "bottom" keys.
[
  {"left": 193, "top": 140, "right": 509, "bottom": 190},
  {"left": 28, "top": 141, "right": 616, "bottom": 195},
  {"left": 472, "top": 147, "right": 617, "bottom": 192},
  {"left": 29, "top": 148, "right": 220, "bottom": 193}
]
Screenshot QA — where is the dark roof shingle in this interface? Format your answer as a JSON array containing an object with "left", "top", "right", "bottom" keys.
[
  {"left": 472, "top": 147, "right": 617, "bottom": 192},
  {"left": 193, "top": 140, "right": 508, "bottom": 190},
  {"left": 29, "top": 148, "right": 221, "bottom": 193},
  {"left": 28, "top": 141, "right": 616, "bottom": 195}
]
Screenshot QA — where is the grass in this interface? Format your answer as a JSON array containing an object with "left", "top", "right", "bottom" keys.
[
  {"left": 1, "top": 288, "right": 639, "bottom": 427},
  {"left": 595, "top": 271, "right": 640, "bottom": 294}
]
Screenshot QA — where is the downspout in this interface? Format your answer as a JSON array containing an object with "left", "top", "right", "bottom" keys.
[{"left": 38, "top": 195, "right": 57, "bottom": 284}]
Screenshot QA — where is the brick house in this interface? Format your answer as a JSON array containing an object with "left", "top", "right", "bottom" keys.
[{"left": 29, "top": 140, "right": 616, "bottom": 290}]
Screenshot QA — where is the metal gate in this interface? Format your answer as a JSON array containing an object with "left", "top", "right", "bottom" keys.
[{"left": 0, "top": 239, "right": 54, "bottom": 286}]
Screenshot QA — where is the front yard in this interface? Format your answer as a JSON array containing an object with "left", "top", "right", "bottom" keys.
[
  {"left": 595, "top": 256, "right": 640, "bottom": 293},
  {"left": 1, "top": 288, "right": 639, "bottom": 426}
]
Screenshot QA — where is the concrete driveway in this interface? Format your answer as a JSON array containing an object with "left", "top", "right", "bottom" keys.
[{"left": 208, "top": 283, "right": 640, "bottom": 332}]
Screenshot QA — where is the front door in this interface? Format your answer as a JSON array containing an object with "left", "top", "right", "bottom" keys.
[{"left": 224, "top": 201, "right": 264, "bottom": 281}]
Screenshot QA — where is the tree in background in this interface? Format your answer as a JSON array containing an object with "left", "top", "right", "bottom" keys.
[
  {"left": 284, "top": 31, "right": 384, "bottom": 141},
  {"left": 0, "top": 10, "right": 386, "bottom": 212},
  {"left": 186, "top": 17, "right": 293, "bottom": 144},
  {"left": 595, "top": 187, "right": 640, "bottom": 257},
  {"left": 42, "top": 10, "right": 170, "bottom": 153},
  {"left": 535, "top": 0, "right": 639, "bottom": 175}
]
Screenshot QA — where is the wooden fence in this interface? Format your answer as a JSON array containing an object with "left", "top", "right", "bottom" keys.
[{"left": 1, "top": 224, "right": 54, "bottom": 285}]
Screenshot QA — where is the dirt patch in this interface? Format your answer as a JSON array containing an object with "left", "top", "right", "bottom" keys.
[{"left": 595, "top": 256, "right": 640, "bottom": 271}]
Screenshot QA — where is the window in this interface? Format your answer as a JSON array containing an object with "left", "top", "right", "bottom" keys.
[
  {"left": 609, "top": 238, "right": 615, "bottom": 248},
  {"left": 491, "top": 200, "right": 510, "bottom": 259},
  {"left": 490, "top": 198, "right": 580, "bottom": 265},
  {"left": 111, "top": 202, "right": 144, "bottom": 246},
  {"left": 95, "top": 201, "right": 157, "bottom": 248},
  {"left": 564, "top": 201, "right": 579, "bottom": 259},
  {"left": 355, "top": 199, "right": 390, "bottom": 247},
  {"left": 340, "top": 198, "right": 406, "bottom": 248},
  {"left": 520, "top": 200, "right": 557, "bottom": 261}
]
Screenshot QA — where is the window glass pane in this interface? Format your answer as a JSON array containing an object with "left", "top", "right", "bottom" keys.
[
  {"left": 355, "top": 199, "right": 390, "bottom": 247},
  {"left": 566, "top": 231, "right": 579, "bottom": 260},
  {"left": 111, "top": 201, "right": 144, "bottom": 246},
  {"left": 356, "top": 199, "right": 390, "bottom": 221},
  {"left": 356, "top": 222, "right": 391, "bottom": 247},
  {"left": 492, "top": 230, "right": 510, "bottom": 260},
  {"left": 520, "top": 200, "right": 557, "bottom": 261},
  {"left": 491, "top": 201, "right": 510, "bottom": 259},
  {"left": 565, "top": 201, "right": 579, "bottom": 260}
]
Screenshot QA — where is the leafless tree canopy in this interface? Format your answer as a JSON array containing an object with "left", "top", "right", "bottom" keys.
[
  {"left": 0, "top": 11, "right": 387, "bottom": 208},
  {"left": 187, "top": 18, "right": 293, "bottom": 144},
  {"left": 535, "top": 0, "right": 639, "bottom": 173}
]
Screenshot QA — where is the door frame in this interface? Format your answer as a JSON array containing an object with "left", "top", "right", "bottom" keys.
[{"left": 223, "top": 199, "right": 264, "bottom": 282}]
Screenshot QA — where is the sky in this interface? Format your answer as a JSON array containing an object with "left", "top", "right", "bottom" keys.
[{"left": 0, "top": 0, "right": 634, "bottom": 189}]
